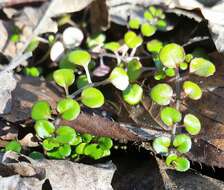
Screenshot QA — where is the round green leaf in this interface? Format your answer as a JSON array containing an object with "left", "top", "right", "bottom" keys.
[
  {"left": 84, "top": 144, "right": 104, "bottom": 160},
  {"left": 156, "top": 19, "right": 167, "bottom": 29},
  {"left": 160, "top": 107, "right": 182, "bottom": 127},
  {"left": 86, "top": 33, "right": 106, "bottom": 48},
  {"left": 77, "top": 75, "right": 88, "bottom": 89},
  {"left": 144, "top": 11, "right": 153, "bottom": 21},
  {"left": 75, "top": 143, "right": 87, "bottom": 155},
  {"left": 56, "top": 125, "right": 77, "bottom": 144},
  {"left": 81, "top": 87, "right": 104, "bottom": 108},
  {"left": 154, "top": 71, "right": 166, "bottom": 80},
  {"left": 109, "top": 67, "right": 129, "bottom": 90},
  {"left": 179, "top": 62, "right": 188, "bottom": 70},
  {"left": 68, "top": 50, "right": 91, "bottom": 67},
  {"left": 150, "top": 83, "right": 173, "bottom": 105},
  {"left": 190, "top": 58, "right": 215, "bottom": 77},
  {"left": 29, "top": 151, "right": 44, "bottom": 160},
  {"left": 183, "top": 81, "right": 202, "bottom": 100},
  {"left": 24, "top": 67, "right": 41, "bottom": 77},
  {"left": 159, "top": 43, "right": 185, "bottom": 68},
  {"left": 152, "top": 136, "right": 171, "bottom": 153},
  {"left": 127, "top": 59, "right": 142, "bottom": 82},
  {"left": 128, "top": 18, "right": 140, "bottom": 29},
  {"left": 141, "top": 23, "right": 156, "bottom": 37},
  {"left": 98, "top": 137, "right": 113, "bottom": 150},
  {"left": 53, "top": 69, "right": 75, "bottom": 89},
  {"left": 122, "top": 84, "right": 143, "bottom": 105},
  {"left": 166, "top": 153, "right": 178, "bottom": 166},
  {"left": 34, "top": 120, "right": 55, "bottom": 138},
  {"left": 124, "top": 31, "right": 143, "bottom": 49},
  {"left": 185, "top": 54, "right": 193, "bottom": 63},
  {"left": 174, "top": 157, "right": 190, "bottom": 172},
  {"left": 5, "top": 140, "right": 21, "bottom": 153},
  {"left": 146, "top": 39, "right": 163, "bottom": 54},
  {"left": 149, "top": 6, "right": 156, "bottom": 16},
  {"left": 104, "top": 42, "right": 120, "bottom": 52},
  {"left": 165, "top": 68, "right": 175, "bottom": 77},
  {"left": 42, "top": 138, "right": 60, "bottom": 151},
  {"left": 82, "top": 134, "right": 93, "bottom": 143},
  {"left": 57, "top": 98, "right": 80, "bottom": 120},
  {"left": 31, "top": 101, "right": 51, "bottom": 121},
  {"left": 58, "top": 144, "right": 71, "bottom": 158},
  {"left": 173, "top": 134, "right": 192, "bottom": 153},
  {"left": 184, "top": 114, "right": 201, "bottom": 135}
]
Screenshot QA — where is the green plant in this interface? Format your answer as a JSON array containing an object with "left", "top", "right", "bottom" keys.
[{"left": 5, "top": 140, "right": 22, "bottom": 153}]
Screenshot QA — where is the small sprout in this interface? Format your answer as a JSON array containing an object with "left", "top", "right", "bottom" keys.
[
  {"left": 29, "top": 151, "right": 44, "bottom": 160},
  {"left": 127, "top": 59, "right": 142, "bottom": 82},
  {"left": 122, "top": 84, "right": 143, "bottom": 105},
  {"left": 10, "top": 33, "right": 20, "bottom": 43},
  {"left": 124, "top": 31, "right": 143, "bottom": 49},
  {"left": 53, "top": 69, "right": 75, "bottom": 95},
  {"left": 86, "top": 33, "right": 106, "bottom": 48},
  {"left": 156, "top": 19, "right": 167, "bottom": 29},
  {"left": 25, "top": 38, "right": 39, "bottom": 52},
  {"left": 150, "top": 83, "right": 173, "bottom": 105},
  {"left": 62, "top": 27, "right": 84, "bottom": 49},
  {"left": 179, "top": 62, "right": 188, "bottom": 70},
  {"left": 68, "top": 50, "right": 92, "bottom": 83},
  {"left": 82, "top": 134, "right": 93, "bottom": 143},
  {"left": 128, "top": 18, "right": 140, "bottom": 29},
  {"left": 184, "top": 114, "right": 201, "bottom": 135},
  {"left": 58, "top": 144, "right": 71, "bottom": 158},
  {"left": 24, "top": 67, "right": 42, "bottom": 77},
  {"left": 57, "top": 98, "right": 80, "bottom": 121},
  {"left": 81, "top": 87, "right": 105, "bottom": 108},
  {"left": 34, "top": 120, "right": 55, "bottom": 138},
  {"left": 160, "top": 107, "right": 182, "bottom": 127},
  {"left": 173, "top": 134, "right": 192, "bottom": 153},
  {"left": 141, "top": 23, "right": 156, "bottom": 37},
  {"left": 50, "top": 41, "right": 65, "bottom": 61},
  {"left": 104, "top": 42, "right": 120, "bottom": 52},
  {"left": 109, "top": 67, "right": 129, "bottom": 90},
  {"left": 154, "top": 71, "right": 166, "bottom": 80},
  {"left": 185, "top": 54, "right": 193, "bottom": 63},
  {"left": 159, "top": 43, "right": 185, "bottom": 68},
  {"left": 43, "top": 138, "right": 60, "bottom": 151},
  {"left": 31, "top": 101, "right": 51, "bottom": 121},
  {"left": 84, "top": 144, "right": 104, "bottom": 160},
  {"left": 166, "top": 154, "right": 190, "bottom": 172},
  {"left": 5, "top": 140, "right": 21, "bottom": 153},
  {"left": 144, "top": 11, "right": 153, "bottom": 21},
  {"left": 146, "top": 39, "right": 163, "bottom": 54},
  {"left": 152, "top": 136, "right": 171, "bottom": 153},
  {"left": 77, "top": 75, "right": 88, "bottom": 89},
  {"left": 98, "top": 137, "right": 113, "bottom": 150},
  {"left": 55, "top": 125, "right": 77, "bottom": 144},
  {"left": 183, "top": 81, "right": 202, "bottom": 100},
  {"left": 189, "top": 58, "right": 215, "bottom": 77},
  {"left": 165, "top": 68, "right": 175, "bottom": 77},
  {"left": 75, "top": 143, "right": 87, "bottom": 154}
]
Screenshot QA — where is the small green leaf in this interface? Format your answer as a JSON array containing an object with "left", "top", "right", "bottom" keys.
[
  {"left": 86, "top": 33, "right": 106, "bottom": 48},
  {"left": 53, "top": 69, "right": 75, "bottom": 89},
  {"left": 128, "top": 18, "right": 140, "bottom": 29},
  {"left": 58, "top": 144, "right": 71, "bottom": 158},
  {"left": 141, "top": 23, "right": 156, "bottom": 37},
  {"left": 75, "top": 143, "right": 87, "bottom": 154},
  {"left": 24, "top": 67, "right": 42, "bottom": 77},
  {"left": 109, "top": 67, "right": 129, "bottom": 90},
  {"left": 154, "top": 71, "right": 166, "bottom": 80},
  {"left": 174, "top": 157, "right": 190, "bottom": 172},
  {"left": 179, "top": 62, "right": 188, "bottom": 70},
  {"left": 159, "top": 43, "right": 185, "bottom": 68},
  {"left": 190, "top": 58, "right": 215, "bottom": 77},
  {"left": 42, "top": 138, "right": 60, "bottom": 151},
  {"left": 144, "top": 11, "right": 153, "bottom": 21},
  {"left": 124, "top": 31, "right": 143, "bottom": 49},
  {"left": 146, "top": 39, "right": 163, "bottom": 54},
  {"left": 98, "top": 137, "right": 113, "bottom": 150},
  {"left": 184, "top": 114, "right": 201, "bottom": 135},
  {"left": 81, "top": 87, "right": 104, "bottom": 108},
  {"left": 183, "top": 81, "right": 202, "bottom": 100},
  {"left": 165, "top": 68, "right": 175, "bottom": 77},
  {"left": 70, "top": 135, "right": 82, "bottom": 146},
  {"left": 104, "top": 42, "right": 120, "bottom": 52},
  {"left": 166, "top": 153, "right": 178, "bottom": 166},
  {"left": 185, "top": 54, "right": 193, "bottom": 63},
  {"left": 150, "top": 83, "right": 173, "bottom": 105},
  {"left": 56, "top": 125, "right": 77, "bottom": 144},
  {"left": 153, "top": 136, "right": 171, "bottom": 153},
  {"left": 82, "top": 134, "right": 93, "bottom": 143},
  {"left": 25, "top": 38, "right": 39, "bottom": 52},
  {"left": 29, "top": 151, "right": 44, "bottom": 160},
  {"left": 127, "top": 59, "right": 142, "bottom": 82},
  {"left": 149, "top": 6, "right": 157, "bottom": 16},
  {"left": 160, "top": 107, "right": 182, "bottom": 127},
  {"left": 68, "top": 50, "right": 91, "bottom": 67},
  {"left": 84, "top": 144, "right": 104, "bottom": 160},
  {"left": 5, "top": 140, "right": 21, "bottom": 153},
  {"left": 34, "top": 120, "right": 55, "bottom": 138},
  {"left": 77, "top": 75, "right": 88, "bottom": 89},
  {"left": 10, "top": 34, "right": 20, "bottom": 43},
  {"left": 31, "top": 101, "right": 51, "bottom": 121},
  {"left": 156, "top": 19, "right": 167, "bottom": 29},
  {"left": 122, "top": 84, "right": 143, "bottom": 105},
  {"left": 57, "top": 98, "right": 80, "bottom": 120},
  {"left": 173, "top": 134, "right": 192, "bottom": 153}
]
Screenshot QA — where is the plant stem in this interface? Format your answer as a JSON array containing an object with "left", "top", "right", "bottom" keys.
[
  {"left": 84, "top": 66, "right": 92, "bottom": 84},
  {"left": 69, "top": 79, "right": 110, "bottom": 98},
  {"left": 64, "top": 87, "right": 69, "bottom": 97}
]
